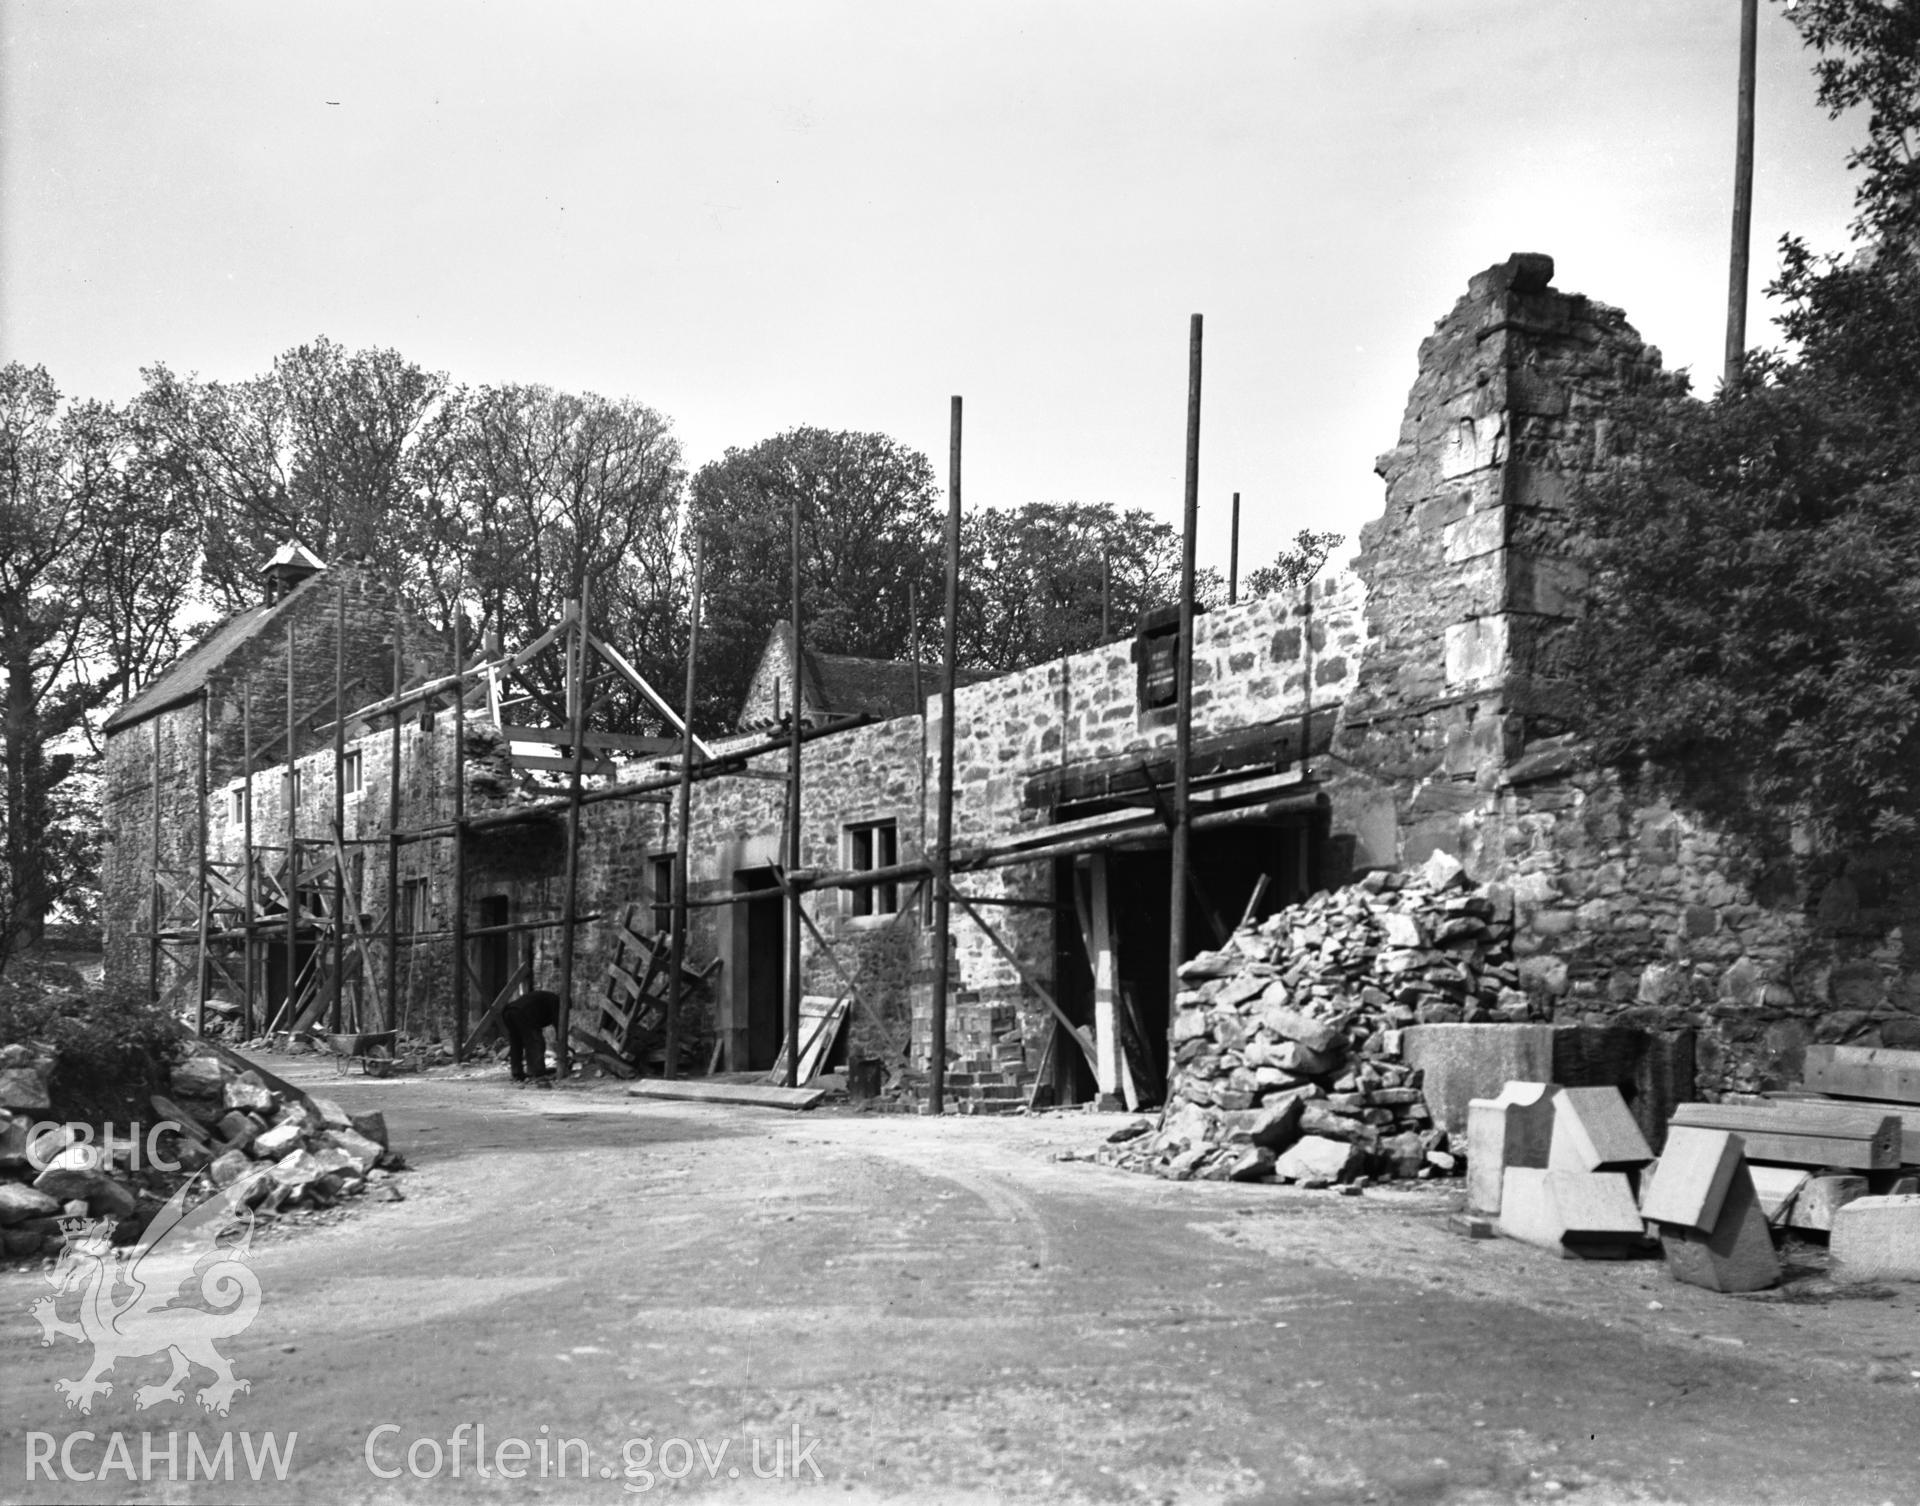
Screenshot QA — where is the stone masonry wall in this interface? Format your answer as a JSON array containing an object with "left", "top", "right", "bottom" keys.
[{"left": 102, "top": 563, "right": 444, "bottom": 993}]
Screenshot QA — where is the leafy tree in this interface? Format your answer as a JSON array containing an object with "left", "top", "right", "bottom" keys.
[
  {"left": 1563, "top": 1, "right": 1920, "bottom": 863},
  {"left": 1243, "top": 529, "right": 1345, "bottom": 601},
  {"left": 954, "top": 502, "right": 1206, "bottom": 672},
  {"left": 131, "top": 340, "right": 460, "bottom": 616},
  {"left": 689, "top": 428, "right": 942, "bottom": 728},
  {"left": 0, "top": 367, "right": 120, "bottom": 960},
  {"left": 450, "top": 384, "right": 687, "bottom": 728}
]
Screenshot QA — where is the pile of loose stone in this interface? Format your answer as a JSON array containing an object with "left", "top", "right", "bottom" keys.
[
  {"left": 1096, "top": 852, "right": 1534, "bottom": 1186},
  {"left": 0, "top": 1040, "right": 405, "bottom": 1259}
]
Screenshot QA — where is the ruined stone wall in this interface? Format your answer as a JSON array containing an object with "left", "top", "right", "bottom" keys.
[{"left": 1321, "top": 254, "right": 1920, "bottom": 1097}]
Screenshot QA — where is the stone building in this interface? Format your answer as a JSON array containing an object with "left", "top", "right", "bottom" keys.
[
  {"left": 100, "top": 546, "right": 448, "bottom": 1015},
  {"left": 99, "top": 257, "right": 1920, "bottom": 1102}
]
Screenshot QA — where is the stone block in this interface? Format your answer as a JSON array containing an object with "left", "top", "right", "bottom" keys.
[
  {"left": 1748, "top": 1165, "right": 1811, "bottom": 1225},
  {"left": 0, "top": 1066, "right": 51, "bottom": 1115},
  {"left": 0, "top": 1181, "right": 62, "bottom": 1225},
  {"left": 1276, "top": 1135, "right": 1362, "bottom": 1183},
  {"left": 1830, "top": 1194, "right": 1920, "bottom": 1283},
  {"left": 1638, "top": 1126, "right": 1742, "bottom": 1232},
  {"left": 1466, "top": 1080, "right": 1558, "bottom": 1216},
  {"left": 1788, "top": 1174, "right": 1869, "bottom": 1233},
  {"left": 309, "top": 1097, "right": 353, "bottom": 1131},
  {"left": 1660, "top": 1164, "right": 1780, "bottom": 1293},
  {"left": 0, "top": 1115, "right": 29, "bottom": 1168},
  {"left": 349, "top": 1111, "right": 389, "bottom": 1151},
  {"left": 1403, "top": 1024, "right": 1555, "bottom": 1132},
  {"left": 208, "top": 1149, "right": 254, "bottom": 1188},
  {"left": 86, "top": 1177, "right": 138, "bottom": 1221},
  {"left": 222, "top": 1073, "right": 276, "bottom": 1114},
  {"left": 32, "top": 1144, "right": 103, "bottom": 1202},
  {"left": 252, "top": 1121, "right": 304, "bottom": 1161},
  {"left": 1498, "top": 1167, "right": 1644, "bottom": 1257},
  {"left": 1227, "top": 1147, "right": 1277, "bottom": 1182},
  {"left": 1548, "top": 1086, "right": 1653, "bottom": 1172},
  {"left": 169, "top": 1053, "right": 228, "bottom": 1099}
]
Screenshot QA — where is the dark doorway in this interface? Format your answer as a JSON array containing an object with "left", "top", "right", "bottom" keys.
[
  {"left": 476, "top": 894, "right": 511, "bottom": 1011},
  {"left": 1102, "top": 821, "right": 1315, "bottom": 1097},
  {"left": 264, "top": 924, "right": 315, "bottom": 1028},
  {"left": 735, "top": 869, "right": 784, "bottom": 1071}
]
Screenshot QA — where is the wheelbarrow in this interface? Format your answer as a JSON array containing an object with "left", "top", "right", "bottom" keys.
[{"left": 328, "top": 1030, "right": 398, "bottom": 1077}]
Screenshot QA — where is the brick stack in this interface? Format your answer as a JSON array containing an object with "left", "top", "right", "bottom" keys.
[{"left": 1100, "top": 852, "right": 1534, "bottom": 1183}]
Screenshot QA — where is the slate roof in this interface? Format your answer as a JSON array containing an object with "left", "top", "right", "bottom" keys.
[
  {"left": 806, "top": 649, "right": 993, "bottom": 721},
  {"left": 102, "top": 572, "right": 326, "bottom": 735}
]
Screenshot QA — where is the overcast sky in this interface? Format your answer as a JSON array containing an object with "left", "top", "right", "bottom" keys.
[{"left": 1, "top": 1, "right": 1865, "bottom": 579}]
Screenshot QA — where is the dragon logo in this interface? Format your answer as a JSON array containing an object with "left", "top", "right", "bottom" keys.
[{"left": 28, "top": 1170, "right": 268, "bottom": 1416}]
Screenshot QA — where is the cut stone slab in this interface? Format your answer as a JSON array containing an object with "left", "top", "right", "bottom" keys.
[
  {"left": 1276, "top": 1135, "right": 1361, "bottom": 1184},
  {"left": 1802, "top": 1044, "right": 1920, "bottom": 1106},
  {"left": 1787, "top": 1173, "right": 1869, "bottom": 1233},
  {"left": 1466, "top": 1081, "right": 1558, "bottom": 1216},
  {"left": 1402, "top": 1024, "right": 1555, "bottom": 1133},
  {"left": 1549, "top": 1086, "right": 1653, "bottom": 1172},
  {"left": 1498, "top": 1168, "right": 1645, "bottom": 1257},
  {"left": 1638, "top": 1126, "right": 1743, "bottom": 1232},
  {"left": 1660, "top": 1163, "right": 1780, "bottom": 1293},
  {"left": 1748, "top": 1165, "right": 1811, "bottom": 1226},
  {"left": 1668, "top": 1102, "right": 1900, "bottom": 1170},
  {"left": 1830, "top": 1194, "right": 1920, "bottom": 1283}
]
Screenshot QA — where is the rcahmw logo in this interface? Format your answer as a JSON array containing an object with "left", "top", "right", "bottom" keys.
[{"left": 27, "top": 1168, "right": 269, "bottom": 1417}]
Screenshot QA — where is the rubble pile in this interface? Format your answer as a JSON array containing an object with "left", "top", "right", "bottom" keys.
[
  {"left": 0, "top": 1039, "right": 406, "bottom": 1260},
  {"left": 1099, "top": 852, "right": 1535, "bottom": 1185}
]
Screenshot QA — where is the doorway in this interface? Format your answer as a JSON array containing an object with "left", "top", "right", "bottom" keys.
[
  {"left": 734, "top": 869, "right": 785, "bottom": 1071},
  {"left": 1078, "top": 820, "right": 1316, "bottom": 1104},
  {"left": 476, "top": 894, "right": 510, "bottom": 1013}
]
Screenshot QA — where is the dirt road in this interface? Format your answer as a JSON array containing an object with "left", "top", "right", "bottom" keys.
[{"left": 4, "top": 1059, "right": 1918, "bottom": 1505}]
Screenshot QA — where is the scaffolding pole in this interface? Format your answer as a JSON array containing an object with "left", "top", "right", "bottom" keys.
[
  {"left": 194, "top": 688, "right": 211, "bottom": 1035},
  {"left": 668, "top": 531, "right": 704, "bottom": 1081},
  {"left": 284, "top": 612, "right": 298, "bottom": 1034},
  {"left": 241, "top": 677, "right": 254, "bottom": 1038},
  {"left": 331, "top": 578, "right": 347, "bottom": 1034},
  {"left": 785, "top": 495, "right": 804, "bottom": 1090},
  {"left": 1168, "top": 314, "right": 1202, "bottom": 1057},
  {"left": 556, "top": 593, "right": 590, "bottom": 1078},
  {"left": 387, "top": 598, "right": 403, "bottom": 1031},
  {"left": 929, "top": 394, "right": 962, "bottom": 1114},
  {"left": 452, "top": 604, "right": 469, "bottom": 1061},
  {"left": 149, "top": 718, "right": 161, "bottom": 1005}
]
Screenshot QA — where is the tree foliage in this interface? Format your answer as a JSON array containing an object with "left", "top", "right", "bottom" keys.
[
  {"left": 689, "top": 428, "right": 942, "bottom": 728},
  {"left": 954, "top": 502, "right": 1207, "bottom": 672},
  {"left": 0, "top": 367, "right": 151, "bottom": 961},
  {"left": 1564, "top": 1, "right": 1920, "bottom": 863},
  {"left": 1243, "top": 529, "right": 1344, "bottom": 601}
]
